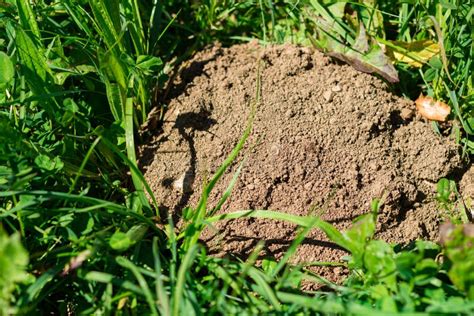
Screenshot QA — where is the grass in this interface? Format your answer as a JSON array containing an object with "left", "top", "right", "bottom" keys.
[{"left": 0, "top": 0, "right": 473, "bottom": 314}]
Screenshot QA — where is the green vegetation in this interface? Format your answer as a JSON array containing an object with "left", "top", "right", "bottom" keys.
[{"left": 0, "top": 0, "right": 473, "bottom": 314}]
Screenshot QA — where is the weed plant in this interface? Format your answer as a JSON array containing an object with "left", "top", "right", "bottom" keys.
[{"left": 0, "top": 0, "right": 473, "bottom": 314}]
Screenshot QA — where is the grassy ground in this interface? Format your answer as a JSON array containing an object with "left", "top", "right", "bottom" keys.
[{"left": 0, "top": 0, "right": 473, "bottom": 314}]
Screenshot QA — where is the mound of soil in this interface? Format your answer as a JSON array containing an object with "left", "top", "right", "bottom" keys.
[{"left": 140, "top": 42, "right": 466, "bottom": 282}]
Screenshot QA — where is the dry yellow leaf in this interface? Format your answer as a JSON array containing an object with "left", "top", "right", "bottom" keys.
[
  {"left": 390, "top": 40, "right": 440, "bottom": 68},
  {"left": 415, "top": 94, "right": 451, "bottom": 122}
]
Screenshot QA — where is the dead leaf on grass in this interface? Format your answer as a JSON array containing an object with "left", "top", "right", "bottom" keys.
[
  {"left": 61, "top": 249, "right": 92, "bottom": 276},
  {"left": 389, "top": 40, "right": 440, "bottom": 68},
  {"left": 323, "top": 24, "right": 399, "bottom": 83},
  {"left": 415, "top": 94, "right": 451, "bottom": 122}
]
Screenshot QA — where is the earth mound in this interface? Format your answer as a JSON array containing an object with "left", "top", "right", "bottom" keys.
[{"left": 140, "top": 42, "right": 465, "bottom": 282}]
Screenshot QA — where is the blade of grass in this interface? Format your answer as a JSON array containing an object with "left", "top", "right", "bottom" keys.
[
  {"left": 182, "top": 60, "right": 261, "bottom": 250},
  {"left": 172, "top": 244, "right": 198, "bottom": 316},
  {"left": 247, "top": 267, "right": 281, "bottom": 311},
  {"left": 0, "top": 190, "right": 161, "bottom": 233},
  {"left": 206, "top": 209, "right": 352, "bottom": 252},
  {"left": 116, "top": 256, "right": 158, "bottom": 316},
  {"left": 84, "top": 271, "right": 144, "bottom": 295},
  {"left": 99, "top": 136, "right": 159, "bottom": 218},
  {"left": 16, "top": 0, "right": 40, "bottom": 40},
  {"left": 124, "top": 84, "right": 148, "bottom": 213},
  {"left": 152, "top": 237, "right": 170, "bottom": 315},
  {"left": 428, "top": 15, "right": 453, "bottom": 84},
  {"left": 271, "top": 216, "right": 320, "bottom": 278},
  {"left": 88, "top": 0, "right": 124, "bottom": 52},
  {"left": 68, "top": 135, "right": 102, "bottom": 193},
  {"left": 15, "top": 27, "right": 58, "bottom": 117},
  {"left": 123, "top": 0, "right": 145, "bottom": 56},
  {"left": 209, "top": 157, "right": 246, "bottom": 217}
]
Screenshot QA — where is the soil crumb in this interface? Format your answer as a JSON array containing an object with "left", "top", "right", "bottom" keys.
[{"left": 140, "top": 42, "right": 465, "bottom": 283}]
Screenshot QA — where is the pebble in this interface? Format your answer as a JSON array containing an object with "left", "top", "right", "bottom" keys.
[
  {"left": 400, "top": 108, "right": 414, "bottom": 120},
  {"left": 332, "top": 85, "right": 342, "bottom": 92},
  {"left": 285, "top": 109, "right": 295, "bottom": 118},
  {"left": 323, "top": 90, "right": 334, "bottom": 102},
  {"left": 173, "top": 171, "right": 194, "bottom": 193},
  {"left": 334, "top": 267, "right": 343, "bottom": 275}
]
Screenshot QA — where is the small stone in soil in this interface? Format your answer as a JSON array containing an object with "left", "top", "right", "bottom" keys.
[
  {"left": 323, "top": 90, "right": 335, "bottom": 102},
  {"left": 332, "top": 85, "right": 342, "bottom": 92}
]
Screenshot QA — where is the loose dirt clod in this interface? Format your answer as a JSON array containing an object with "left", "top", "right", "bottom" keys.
[{"left": 140, "top": 43, "right": 465, "bottom": 283}]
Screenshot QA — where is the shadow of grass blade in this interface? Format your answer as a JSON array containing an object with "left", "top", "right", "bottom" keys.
[{"left": 270, "top": 217, "right": 320, "bottom": 279}]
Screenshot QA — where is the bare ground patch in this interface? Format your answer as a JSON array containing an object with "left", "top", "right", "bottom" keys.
[{"left": 139, "top": 42, "right": 467, "bottom": 283}]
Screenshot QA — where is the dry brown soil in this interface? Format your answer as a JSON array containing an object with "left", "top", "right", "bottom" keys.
[{"left": 139, "top": 42, "right": 469, "bottom": 282}]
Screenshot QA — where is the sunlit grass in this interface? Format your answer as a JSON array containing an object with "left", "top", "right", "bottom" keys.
[{"left": 0, "top": 0, "right": 472, "bottom": 314}]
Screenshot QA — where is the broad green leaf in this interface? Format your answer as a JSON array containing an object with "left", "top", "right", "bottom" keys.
[
  {"left": 345, "top": 213, "right": 376, "bottom": 247},
  {"left": 75, "top": 64, "right": 96, "bottom": 74},
  {"left": 0, "top": 229, "right": 29, "bottom": 311},
  {"left": 15, "top": 28, "right": 52, "bottom": 83},
  {"left": 63, "top": 98, "right": 79, "bottom": 113},
  {"left": 325, "top": 1, "right": 346, "bottom": 19},
  {"left": 443, "top": 225, "right": 474, "bottom": 299},
  {"left": 364, "top": 240, "right": 397, "bottom": 289},
  {"left": 53, "top": 72, "right": 71, "bottom": 85},
  {"left": 436, "top": 178, "right": 454, "bottom": 202},
  {"left": 34, "top": 154, "right": 64, "bottom": 171},
  {"left": 465, "top": 117, "right": 474, "bottom": 135},
  {"left": 310, "top": 0, "right": 354, "bottom": 43},
  {"left": 53, "top": 65, "right": 96, "bottom": 85},
  {"left": 88, "top": 0, "right": 123, "bottom": 52},
  {"left": 100, "top": 51, "right": 127, "bottom": 90},
  {"left": 0, "top": 52, "right": 14, "bottom": 87},
  {"left": 109, "top": 231, "right": 132, "bottom": 251},
  {"left": 103, "top": 80, "right": 124, "bottom": 121},
  {"left": 126, "top": 224, "right": 148, "bottom": 244},
  {"left": 262, "top": 258, "right": 277, "bottom": 274},
  {"left": 414, "top": 259, "right": 439, "bottom": 286},
  {"left": 136, "top": 55, "right": 163, "bottom": 72}
]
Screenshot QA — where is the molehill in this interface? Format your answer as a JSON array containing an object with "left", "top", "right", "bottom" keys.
[{"left": 139, "top": 42, "right": 469, "bottom": 283}]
